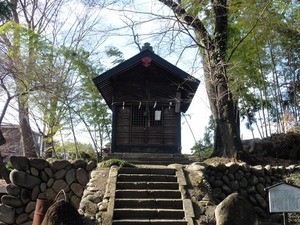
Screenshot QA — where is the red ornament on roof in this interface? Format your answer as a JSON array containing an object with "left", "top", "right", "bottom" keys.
[{"left": 141, "top": 56, "right": 152, "bottom": 67}]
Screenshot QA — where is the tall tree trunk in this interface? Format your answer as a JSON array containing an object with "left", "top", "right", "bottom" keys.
[
  {"left": 202, "top": 52, "right": 243, "bottom": 158},
  {"left": 160, "top": 0, "right": 244, "bottom": 159},
  {"left": 10, "top": 0, "right": 38, "bottom": 158},
  {"left": 0, "top": 130, "right": 10, "bottom": 183},
  {"left": 18, "top": 95, "right": 38, "bottom": 157},
  {"left": 199, "top": 0, "right": 243, "bottom": 159}
]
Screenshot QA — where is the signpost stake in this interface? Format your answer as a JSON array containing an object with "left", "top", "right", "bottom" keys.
[{"left": 283, "top": 212, "right": 289, "bottom": 225}]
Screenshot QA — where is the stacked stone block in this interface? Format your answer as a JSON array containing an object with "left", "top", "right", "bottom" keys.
[
  {"left": 0, "top": 156, "right": 96, "bottom": 225},
  {"left": 204, "top": 162, "right": 299, "bottom": 217}
]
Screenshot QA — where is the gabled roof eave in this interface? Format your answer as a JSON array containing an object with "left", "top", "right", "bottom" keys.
[{"left": 93, "top": 49, "right": 199, "bottom": 85}]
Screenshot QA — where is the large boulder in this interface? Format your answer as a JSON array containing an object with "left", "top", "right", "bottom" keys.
[
  {"left": 242, "top": 133, "right": 300, "bottom": 160},
  {"left": 215, "top": 192, "right": 258, "bottom": 225},
  {"left": 247, "top": 138, "right": 273, "bottom": 156},
  {"left": 270, "top": 132, "right": 300, "bottom": 159}
]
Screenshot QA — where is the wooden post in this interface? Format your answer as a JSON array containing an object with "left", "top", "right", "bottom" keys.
[
  {"left": 283, "top": 212, "right": 289, "bottom": 225},
  {"left": 0, "top": 129, "right": 6, "bottom": 145},
  {"left": 32, "top": 198, "right": 53, "bottom": 225},
  {"left": 175, "top": 92, "right": 181, "bottom": 113}
]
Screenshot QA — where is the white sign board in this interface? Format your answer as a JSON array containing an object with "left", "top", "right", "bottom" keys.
[
  {"left": 268, "top": 183, "right": 300, "bottom": 213},
  {"left": 155, "top": 110, "right": 161, "bottom": 121}
]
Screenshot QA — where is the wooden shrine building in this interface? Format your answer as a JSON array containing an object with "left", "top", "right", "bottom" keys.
[{"left": 93, "top": 43, "right": 200, "bottom": 154}]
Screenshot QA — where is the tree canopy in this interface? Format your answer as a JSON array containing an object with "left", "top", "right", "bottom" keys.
[{"left": 0, "top": 0, "right": 299, "bottom": 164}]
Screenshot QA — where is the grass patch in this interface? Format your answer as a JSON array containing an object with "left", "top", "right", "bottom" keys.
[
  {"left": 97, "top": 158, "right": 135, "bottom": 168},
  {"left": 285, "top": 171, "right": 300, "bottom": 186},
  {"left": 203, "top": 156, "right": 235, "bottom": 165}
]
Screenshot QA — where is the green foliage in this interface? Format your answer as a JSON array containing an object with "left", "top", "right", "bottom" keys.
[
  {"left": 54, "top": 141, "right": 96, "bottom": 161},
  {"left": 191, "top": 115, "right": 214, "bottom": 159},
  {"left": 73, "top": 46, "right": 125, "bottom": 156},
  {"left": 97, "top": 158, "right": 135, "bottom": 168},
  {"left": 0, "top": 18, "right": 114, "bottom": 157},
  {"left": 5, "top": 161, "right": 13, "bottom": 170},
  {"left": 181, "top": 0, "right": 214, "bottom": 30},
  {"left": 34, "top": 45, "right": 112, "bottom": 154},
  {"left": 0, "top": 0, "right": 14, "bottom": 22},
  {"left": 75, "top": 51, "right": 112, "bottom": 155},
  {"left": 105, "top": 46, "right": 125, "bottom": 65},
  {"left": 226, "top": 0, "right": 300, "bottom": 136},
  {"left": 191, "top": 142, "right": 212, "bottom": 160}
]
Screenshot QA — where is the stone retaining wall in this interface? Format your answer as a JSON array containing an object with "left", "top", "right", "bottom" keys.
[
  {"left": 0, "top": 156, "right": 96, "bottom": 225},
  {"left": 188, "top": 162, "right": 300, "bottom": 218},
  {"left": 1, "top": 156, "right": 299, "bottom": 225}
]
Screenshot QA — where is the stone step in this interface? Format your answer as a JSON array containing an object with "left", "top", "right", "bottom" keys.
[
  {"left": 107, "top": 153, "right": 188, "bottom": 159},
  {"left": 126, "top": 159, "right": 190, "bottom": 165},
  {"left": 111, "top": 164, "right": 192, "bottom": 225},
  {"left": 115, "top": 189, "right": 182, "bottom": 199},
  {"left": 106, "top": 153, "right": 192, "bottom": 165},
  {"left": 112, "top": 219, "right": 187, "bottom": 225},
  {"left": 116, "top": 181, "right": 179, "bottom": 190},
  {"left": 117, "top": 174, "right": 177, "bottom": 182},
  {"left": 119, "top": 167, "right": 176, "bottom": 175},
  {"left": 114, "top": 198, "right": 183, "bottom": 209},
  {"left": 113, "top": 208, "right": 185, "bottom": 220}
]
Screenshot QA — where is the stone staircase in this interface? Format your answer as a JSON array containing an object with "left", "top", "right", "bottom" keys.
[{"left": 111, "top": 167, "right": 194, "bottom": 225}]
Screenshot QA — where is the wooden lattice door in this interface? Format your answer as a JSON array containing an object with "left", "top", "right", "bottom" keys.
[{"left": 131, "top": 105, "right": 163, "bottom": 145}]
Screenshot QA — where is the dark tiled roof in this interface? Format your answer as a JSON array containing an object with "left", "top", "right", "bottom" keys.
[{"left": 93, "top": 46, "right": 200, "bottom": 113}]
